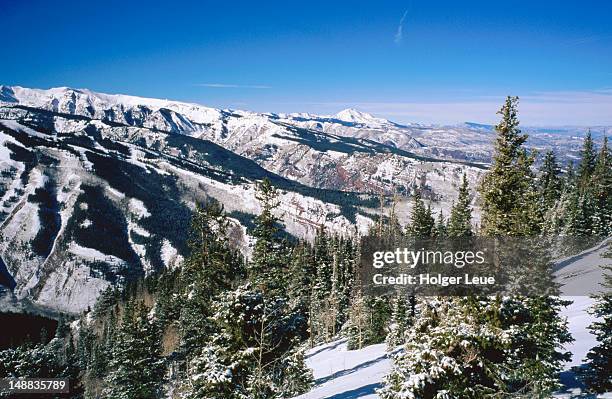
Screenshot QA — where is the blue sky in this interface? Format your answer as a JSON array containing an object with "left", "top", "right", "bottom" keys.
[{"left": 2, "top": 0, "right": 612, "bottom": 125}]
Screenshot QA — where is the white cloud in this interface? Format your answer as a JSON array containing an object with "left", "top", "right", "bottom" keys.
[
  {"left": 394, "top": 9, "right": 409, "bottom": 44},
  {"left": 196, "top": 83, "right": 271, "bottom": 89}
]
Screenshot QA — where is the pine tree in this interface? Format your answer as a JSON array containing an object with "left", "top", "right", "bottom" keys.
[
  {"left": 479, "top": 96, "right": 541, "bottom": 236},
  {"left": 103, "top": 301, "right": 165, "bottom": 399},
  {"left": 385, "top": 293, "right": 412, "bottom": 349},
  {"left": 406, "top": 191, "right": 434, "bottom": 238},
  {"left": 447, "top": 173, "right": 473, "bottom": 238},
  {"left": 538, "top": 150, "right": 562, "bottom": 213},
  {"left": 577, "top": 130, "right": 597, "bottom": 187},
  {"left": 574, "top": 264, "right": 612, "bottom": 393},
  {"left": 591, "top": 136, "right": 612, "bottom": 236},
  {"left": 250, "top": 178, "right": 288, "bottom": 293},
  {"left": 434, "top": 210, "right": 448, "bottom": 239}
]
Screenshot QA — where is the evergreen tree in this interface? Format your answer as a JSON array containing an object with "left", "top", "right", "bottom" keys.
[
  {"left": 287, "top": 241, "right": 316, "bottom": 338},
  {"left": 186, "top": 285, "right": 312, "bottom": 399},
  {"left": 558, "top": 133, "right": 611, "bottom": 241},
  {"left": 479, "top": 97, "right": 571, "bottom": 395},
  {"left": 103, "top": 301, "right": 165, "bottom": 399},
  {"left": 447, "top": 173, "right": 473, "bottom": 238},
  {"left": 382, "top": 97, "right": 573, "bottom": 398},
  {"left": 577, "top": 130, "right": 597, "bottom": 187},
  {"left": 184, "top": 178, "right": 311, "bottom": 398},
  {"left": 250, "top": 178, "right": 288, "bottom": 293},
  {"left": 479, "top": 96, "right": 541, "bottom": 236},
  {"left": 385, "top": 293, "right": 413, "bottom": 349},
  {"left": 179, "top": 200, "right": 244, "bottom": 356},
  {"left": 565, "top": 160, "right": 576, "bottom": 189},
  {"left": 434, "top": 210, "right": 447, "bottom": 239},
  {"left": 574, "top": 264, "right": 612, "bottom": 393},
  {"left": 538, "top": 150, "right": 562, "bottom": 213},
  {"left": 591, "top": 136, "right": 612, "bottom": 236},
  {"left": 380, "top": 297, "right": 507, "bottom": 399},
  {"left": 310, "top": 227, "right": 333, "bottom": 343},
  {"left": 406, "top": 191, "right": 434, "bottom": 238}
]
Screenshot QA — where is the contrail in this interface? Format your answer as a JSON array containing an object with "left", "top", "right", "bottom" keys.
[{"left": 394, "top": 9, "right": 409, "bottom": 44}]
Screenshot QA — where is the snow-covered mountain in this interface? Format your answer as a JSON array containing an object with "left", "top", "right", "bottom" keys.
[
  {"left": 0, "top": 86, "right": 483, "bottom": 315},
  {"left": 0, "top": 85, "right": 605, "bottom": 316}
]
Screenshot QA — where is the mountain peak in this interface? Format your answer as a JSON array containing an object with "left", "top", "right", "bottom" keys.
[{"left": 334, "top": 108, "right": 379, "bottom": 124}]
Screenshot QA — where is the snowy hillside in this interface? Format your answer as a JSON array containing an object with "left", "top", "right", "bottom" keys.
[
  {"left": 0, "top": 85, "right": 490, "bottom": 315},
  {"left": 296, "top": 339, "right": 389, "bottom": 399}
]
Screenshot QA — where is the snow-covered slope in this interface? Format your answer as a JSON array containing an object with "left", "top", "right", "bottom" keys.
[
  {"left": 0, "top": 85, "right": 490, "bottom": 199},
  {"left": 0, "top": 109, "right": 376, "bottom": 314},
  {"left": 296, "top": 339, "right": 389, "bottom": 399}
]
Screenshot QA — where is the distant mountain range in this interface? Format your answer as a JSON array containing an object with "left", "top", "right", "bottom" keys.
[{"left": 0, "top": 85, "right": 607, "bottom": 315}]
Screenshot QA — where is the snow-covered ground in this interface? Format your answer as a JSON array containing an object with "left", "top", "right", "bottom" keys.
[{"left": 295, "top": 339, "right": 388, "bottom": 399}]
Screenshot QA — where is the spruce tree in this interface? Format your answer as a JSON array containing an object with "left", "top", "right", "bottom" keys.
[
  {"left": 380, "top": 297, "right": 508, "bottom": 399},
  {"left": 287, "top": 241, "right": 316, "bottom": 338},
  {"left": 577, "top": 130, "right": 597, "bottom": 187},
  {"left": 538, "top": 150, "right": 562, "bottom": 213},
  {"left": 406, "top": 191, "right": 434, "bottom": 238},
  {"left": 179, "top": 200, "right": 244, "bottom": 356},
  {"left": 479, "top": 96, "right": 541, "bottom": 236},
  {"left": 103, "top": 301, "right": 165, "bottom": 399},
  {"left": 447, "top": 173, "right": 473, "bottom": 238},
  {"left": 434, "top": 210, "right": 447, "bottom": 238},
  {"left": 385, "top": 293, "right": 412, "bottom": 349},
  {"left": 310, "top": 227, "right": 333, "bottom": 343},
  {"left": 591, "top": 136, "right": 612, "bottom": 236},
  {"left": 185, "top": 178, "right": 311, "bottom": 398},
  {"left": 250, "top": 178, "right": 288, "bottom": 293},
  {"left": 479, "top": 97, "right": 571, "bottom": 395},
  {"left": 574, "top": 262, "right": 612, "bottom": 393},
  {"left": 186, "top": 285, "right": 312, "bottom": 399},
  {"left": 561, "top": 136, "right": 606, "bottom": 239}
]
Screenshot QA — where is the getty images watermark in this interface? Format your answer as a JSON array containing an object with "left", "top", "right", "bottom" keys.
[{"left": 358, "top": 236, "right": 611, "bottom": 296}]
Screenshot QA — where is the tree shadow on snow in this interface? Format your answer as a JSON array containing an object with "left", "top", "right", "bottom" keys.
[
  {"left": 323, "top": 383, "right": 381, "bottom": 399},
  {"left": 306, "top": 339, "right": 347, "bottom": 359},
  {"left": 315, "top": 354, "right": 388, "bottom": 385}
]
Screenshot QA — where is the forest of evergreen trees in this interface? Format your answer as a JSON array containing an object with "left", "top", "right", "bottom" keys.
[{"left": 0, "top": 96, "right": 610, "bottom": 398}]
